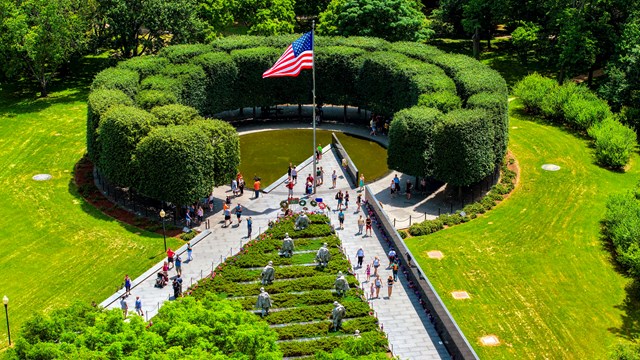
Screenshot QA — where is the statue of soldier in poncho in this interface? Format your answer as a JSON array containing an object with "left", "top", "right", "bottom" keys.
[
  {"left": 295, "top": 213, "right": 310, "bottom": 230},
  {"left": 256, "top": 287, "right": 272, "bottom": 317},
  {"left": 315, "top": 243, "right": 331, "bottom": 268},
  {"left": 280, "top": 232, "right": 294, "bottom": 258},
  {"left": 331, "top": 301, "right": 346, "bottom": 331},
  {"left": 334, "top": 271, "right": 349, "bottom": 296},
  {"left": 261, "top": 261, "right": 275, "bottom": 285}
]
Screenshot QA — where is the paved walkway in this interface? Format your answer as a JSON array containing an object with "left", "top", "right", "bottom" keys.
[{"left": 100, "top": 139, "right": 450, "bottom": 359}]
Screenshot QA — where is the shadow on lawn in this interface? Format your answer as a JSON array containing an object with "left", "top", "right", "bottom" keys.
[{"left": 600, "top": 225, "right": 640, "bottom": 341}]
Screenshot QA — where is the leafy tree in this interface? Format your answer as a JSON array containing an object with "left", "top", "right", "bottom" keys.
[
  {"left": 587, "top": 117, "right": 637, "bottom": 169},
  {"left": 98, "top": 0, "right": 206, "bottom": 57},
  {"left": 511, "top": 21, "right": 541, "bottom": 64},
  {"left": 233, "top": 0, "right": 296, "bottom": 36},
  {"left": 555, "top": 8, "right": 597, "bottom": 83},
  {"left": 192, "top": 120, "right": 241, "bottom": 186},
  {"left": 198, "top": 0, "right": 235, "bottom": 40},
  {"left": 9, "top": 297, "right": 282, "bottom": 359},
  {"left": 295, "top": 0, "right": 331, "bottom": 18},
  {"left": 462, "top": 0, "right": 506, "bottom": 48},
  {"left": 317, "top": 0, "right": 433, "bottom": 42},
  {"left": 0, "top": 0, "right": 87, "bottom": 97}
]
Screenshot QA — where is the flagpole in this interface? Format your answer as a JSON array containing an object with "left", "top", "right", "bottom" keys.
[{"left": 312, "top": 21, "right": 317, "bottom": 196}]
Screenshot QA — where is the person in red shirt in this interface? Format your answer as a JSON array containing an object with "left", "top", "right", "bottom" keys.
[
  {"left": 286, "top": 180, "right": 294, "bottom": 200},
  {"left": 166, "top": 248, "right": 175, "bottom": 269}
]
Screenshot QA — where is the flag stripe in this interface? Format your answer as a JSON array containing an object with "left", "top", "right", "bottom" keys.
[{"left": 263, "top": 32, "right": 314, "bottom": 78}]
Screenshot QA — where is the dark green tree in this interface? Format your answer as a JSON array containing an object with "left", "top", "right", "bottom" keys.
[
  {"left": 134, "top": 125, "right": 216, "bottom": 205},
  {"left": 192, "top": 120, "right": 241, "bottom": 186},
  {"left": 462, "top": 0, "right": 506, "bottom": 48},
  {"left": 317, "top": 0, "right": 433, "bottom": 42},
  {"left": 98, "top": 0, "right": 206, "bottom": 57},
  {"left": 0, "top": 0, "right": 88, "bottom": 97},
  {"left": 233, "top": 0, "right": 296, "bottom": 36}
]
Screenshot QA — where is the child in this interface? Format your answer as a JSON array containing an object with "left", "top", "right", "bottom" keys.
[{"left": 366, "top": 264, "right": 371, "bottom": 280}]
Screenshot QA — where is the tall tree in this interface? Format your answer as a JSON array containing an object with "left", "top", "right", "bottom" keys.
[
  {"left": 233, "top": 0, "right": 296, "bottom": 36},
  {"left": 461, "top": 0, "right": 506, "bottom": 48},
  {"left": 98, "top": 0, "right": 206, "bottom": 57},
  {"left": 0, "top": 0, "right": 87, "bottom": 97},
  {"left": 317, "top": 0, "right": 433, "bottom": 42}
]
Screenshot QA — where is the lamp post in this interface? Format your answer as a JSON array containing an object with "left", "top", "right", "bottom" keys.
[
  {"left": 3, "top": 296, "right": 10, "bottom": 346},
  {"left": 160, "top": 209, "right": 167, "bottom": 252}
]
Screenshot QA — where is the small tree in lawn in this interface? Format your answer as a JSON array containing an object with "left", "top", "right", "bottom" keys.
[{"left": 0, "top": 0, "right": 87, "bottom": 97}]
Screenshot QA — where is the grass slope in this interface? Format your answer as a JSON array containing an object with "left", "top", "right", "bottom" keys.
[
  {"left": 0, "top": 57, "right": 182, "bottom": 346},
  {"left": 406, "top": 100, "right": 638, "bottom": 359},
  {"left": 239, "top": 129, "right": 389, "bottom": 186}
]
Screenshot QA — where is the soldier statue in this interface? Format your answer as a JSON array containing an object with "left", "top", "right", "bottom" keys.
[
  {"left": 256, "top": 287, "right": 272, "bottom": 317},
  {"left": 261, "top": 261, "right": 275, "bottom": 285},
  {"left": 315, "top": 242, "right": 331, "bottom": 267}
]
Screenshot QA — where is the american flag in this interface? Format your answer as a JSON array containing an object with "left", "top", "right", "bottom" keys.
[{"left": 262, "top": 32, "right": 314, "bottom": 78}]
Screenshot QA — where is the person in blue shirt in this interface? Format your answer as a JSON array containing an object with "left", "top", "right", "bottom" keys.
[
  {"left": 175, "top": 255, "right": 182, "bottom": 276},
  {"left": 338, "top": 209, "right": 345, "bottom": 230}
]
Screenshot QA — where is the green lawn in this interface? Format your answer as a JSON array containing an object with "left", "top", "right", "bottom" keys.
[
  {"left": 0, "top": 57, "right": 182, "bottom": 347},
  {"left": 239, "top": 129, "right": 389, "bottom": 186},
  {"left": 406, "top": 100, "right": 638, "bottom": 359}
]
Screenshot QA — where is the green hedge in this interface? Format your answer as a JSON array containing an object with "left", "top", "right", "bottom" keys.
[
  {"left": 91, "top": 68, "right": 140, "bottom": 99},
  {"left": 88, "top": 36, "right": 508, "bottom": 201},
  {"left": 192, "top": 119, "right": 241, "bottom": 186},
  {"left": 433, "top": 109, "right": 495, "bottom": 186},
  {"left": 134, "top": 125, "right": 216, "bottom": 205},
  {"left": 563, "top": 92, "right": 612, "bottom": 130},
  {"left": 86, "top": 89, "right": 134, "bottom": 163},
  {"left": 588, "top": 117, "right": 637, "bottom": 169},
  {"left": 116, "top": 56, "right": 170, "bottom": 79},
  {"left": 387, "top": 106, "right": 443, "bottom": 177},
  {"left": 191, "top": 52, "right": 239, "bottom": 113},
  {"left": 158, "top": 44, "right": 213, "bottom": 64},
  {"left": 316, "top": 46, "right": 366, "bottom": 106},
  {"left": 150, "top": 104, "right": 202, "bottom": 126},
  {"left": 97, "top": 106, "right": 159, "bottom": 186},
  {"left": 467, "top": 91, "right": 510, "bottom": 163},
  {"left": 603, "top": 187, "right": 640, "bottom": 278},
  {"left": 160, "top": 64, "right": 208, "bottom": 114},
  {"left": 136, "top": 89, "right": 178, "bottom": 110}
]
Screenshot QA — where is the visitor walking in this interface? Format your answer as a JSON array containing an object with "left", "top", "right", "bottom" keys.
[
  {"left": 135, "top": 296, "right": 144, "bottom": 316},
  {"left": 175, "top": 254, "right": 182, "bottom": 276},
  {"left": 291, "top": 166, "right": 298, "bottom": 184},
  {"left": 223, "top": 203, "right": 231, "bottom": 228},
  {"left": 197, "top": 206, "right": 204, "bottom": 224},
  {"left": 332, "top": 170, "right": 337, "bottom": 188},
  {"left": 357, "top": 215, "right": 364, "bottom": 235},
  {"left": 344, "top": 191, "right": 350, "bottom": 210},
  {"left": 316, "top": 166, "right": 322, "bottom": 186},
  {"left": 365, "top": 216, "right": 373, "bottom": 237},
  {"left": 387, "top": 276, "right": 394, "bottom": 298},
  {"left": 373, "top": 256, "right": 380, "bottom": 276},
  {"left": 406, "top": 179, "right": 412, "bottom": 200},
  {"left": 338, "top": 209, "right": 345, "bottom": 230},
  {"left": 231, "top": 178, "right": 238, "bottom": 197},
  {"left": 356, "top": 247, "right": 365, "bottom": 268},
  {"left": 247, "top": 216, "right": 253, "bottom": 238},
  {"left": 287, "top": 180, "right": 294, "bottom": 199},
  {"left": 317, "top": 143, "right": 323, "bottom": 161},
  {"left": 393, "top": 174, "right": 401, "bottom": 193},
  {"left": 391, "top": 260, "right": 399, "bottom": 281},
  {"left": 406, "top": 251, "right": 412, "bottom": 267},
  {"left": 238, "top": 174, "right": 245, "bottom": 196},
  {"left": 235, "top": 203, "right": 243, "bottom": 224},
  {"left": 336, "top": 190, "right": 343, "bottom": 210},
  {"left": 167, "top": 248, "right": 175, "bottom": 269},
  {"left": 366, "top": 264, "right": 371, "bottom": 280},
  {"left": 120, "top": 296, "right": 128, "bottom": 319},
  {"left": 390, "top": 179, "right": 396, "bottom": 198},
  {"left": 374, "top": 275, "right": 382, "bottom": 298},
  {"left": 319, "top": 167, "right": 325, "bottom": 185},
  {"left": 359, "top": 174, "right": 365, "bottom": 192},
  {"left": 253, "top": 178, "right": 261, "bottom": 199},
  {"left": 187, "top": 242, "right": 193, "bottom": 262},
  {"left": 124, "top": 274, "right": 131, "bottom": 296},
  {"left": 356, "top": 194, "right": 362, "bottom": 212},
  {"left": 388, "top": 248, "right": 397, "bottom": 267}
]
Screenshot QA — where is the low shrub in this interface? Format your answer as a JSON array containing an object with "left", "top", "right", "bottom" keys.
[
  {"left": 150, "top": 104, "right": 202, "bottom": 126},
  {"left": 117, "top": 56, "right": 169, "bottom": 79},
  {"left": 179, "top": 231, "right": 197, "bottom": 241},
  {"left": 159, "top": 44, "right": 213, "bottom": 64},
  {"left": 513, "top": 73, "right": 557, "bottom": 114},
  {"left": 408, "top": 219, "right": 443, "bottom": 236},
  {"left": 417, "top": 91, "right": 462, "bottom": 113},
  {"left": 539, "top": 82, "right": 586, "bottom": 121},
  {"left": 91, "top": 68, "right": 140, "bottom": 99},
  {"left": 588, "top": 117, "right": 637, "bottom": 169},
  {"left": 563, "top": 92, "right": 612, "bottom": 130},
  {"left": 603, "top": 190, "right": 640, "bottom": 278},
  {"left": 136, "top": 89, "right": 178, "bottom": 110}
]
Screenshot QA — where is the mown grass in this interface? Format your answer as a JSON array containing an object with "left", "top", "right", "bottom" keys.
[
  {"left": 239, "top": 129, "right": 389, "bottom": 186},
  {"left": 405, "top": 99, "right": 638, "bottom": 359},
  {"left": 0, "top": 56, "right": 182, "bottom": 347}
]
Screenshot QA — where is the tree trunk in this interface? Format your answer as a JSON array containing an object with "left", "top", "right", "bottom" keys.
[
  {"left": 587, "top": 66, "right": 594, "bottom": 86},
  {"left": 39, "top": 78, "right": 48, "bottom": 98},
  {"left": 558, "top": 67, "right": 565, "bottom": 85}
]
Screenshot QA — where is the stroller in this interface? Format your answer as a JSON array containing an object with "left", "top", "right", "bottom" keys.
[{"left": 155, "top": 271, "right": 168, "bottom": 288}]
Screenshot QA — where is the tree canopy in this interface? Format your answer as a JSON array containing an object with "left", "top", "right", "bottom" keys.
[
  {"left": 8, "top": 297, "right": 281, "bottom": 359},
  {"left": 317, "top": 0, "right": 433, "bottom": 42}
]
